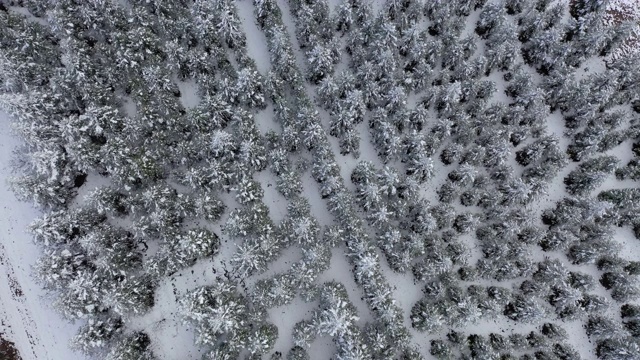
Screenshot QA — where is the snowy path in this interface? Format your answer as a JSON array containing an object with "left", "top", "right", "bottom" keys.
[{"left": 0, "top": 112, "right": 84, "bottom": 360}]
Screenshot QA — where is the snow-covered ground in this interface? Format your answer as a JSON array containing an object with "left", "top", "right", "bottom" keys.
[{"left": 0, "top": 111, "right": 86, "bottom": 360}]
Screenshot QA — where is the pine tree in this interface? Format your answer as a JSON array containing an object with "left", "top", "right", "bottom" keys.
[
  {"left": 53, "top": 270, "right": 105, "bottom": 320},
  {"left": 104, "top": 273, "right": 156, "bottom": 317},
  {"left": 253, "top": 272, "right": 298, "bottom": 308},
  {"left": 247, "top": 323, "right": 278, "bottom": 356},
  {"left": 105, "top": 332, "right": 157, "bottom": 360},
  {"left": 601, "top": 270, "right": 640, "bottom": 302},
  {"left": 312, "top": 282, "right": 359, "bottom": 338},
  {"left": 235, "top": 68, "right": 267, "bottom": 108},
  {"left": 179, "top": 282, "right": 248, "bottom": 349},
  {"left": 307, "top": 42, "right": 339, "bottom": 84},
  {"left": 191, "top": 0, "right": 245, "bottom": 49},
  {"left": 504, "top": 295, "right": 547, "bottom": 323},
  {"left": 287, "top": 346, "right": 310, "bottom": 360},
  {"left": 468, "top": 334, "right": 498, "bottom": 360},
  {"left": 586, "top": 315, "right": 624, "bottom": 340},
  {"left": 565, "top": 156, "right": 619, "bottom": 196},
  {"left": 71, "top": 315, "right": 123, "bottom": 355},
  {"left": 596, "top": 337, "right": 640, "bottom": 360},
  {"left": 411, "top": 300, "right": 446, "bottom": 333},
  {"left": 430, "top": 339, "right": 454, "bottom": 360},
  {"left": 476, "top": 2, "right": 506, "bottom": 38}
]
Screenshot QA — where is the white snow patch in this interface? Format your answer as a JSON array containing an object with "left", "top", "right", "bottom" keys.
[
  {"left": 236, "top": 0, "right": 272, "bottom": 75},
  {"left": 175, "top": 79, "right": 200, "bottom": 109}
]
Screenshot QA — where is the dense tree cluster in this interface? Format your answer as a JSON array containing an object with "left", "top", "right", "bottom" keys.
[
  {"left": 180, "top": 280, "right": 279, "bottom": 358},
  {"left": 430, "top": 323, "right": 581, "bottom": 360},
  {"left": 1, "top": 0, "right": 640, "bottom": 359}
]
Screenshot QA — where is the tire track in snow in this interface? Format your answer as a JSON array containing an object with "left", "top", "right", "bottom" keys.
[{"left": 0, "top": 242, "right": 42, "bottom": 360}]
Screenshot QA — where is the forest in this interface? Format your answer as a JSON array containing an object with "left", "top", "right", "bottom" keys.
[{"left": 0, "top": 0, "right": 640, "bottom": 359}]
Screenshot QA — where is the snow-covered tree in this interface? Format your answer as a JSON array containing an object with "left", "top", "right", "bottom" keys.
[
  {"left": 105, "top": 332, "right": 157, "bottom": 360},
  {"left": 312, "top": 282, "right": 359, "bottom": 338},
  {"left": 430, "top": 339, "right": 454, "bottom": 360},
  {"left": 411, "top": 300, "right": 446, "bottom": 333},
  {"left": 235, "top": 68, "right": 267, "bottom": 108},
  {"left": 601, "top": 270, "right": 640, "bottom": 302},
  {"left": 71, "top": 315, "right": 123, "bottom": 355},
  {"left": 287, "top": 346, "right": 310, "bottom": 360},
  {"left": 565, "top": 156, "right": 618, "bottom": 196},
  {"left": 246, "top": 323, "right": 278, "bottom": 355},
  {"left": 253, "top": 272, "right": 298, "bottom": 308},
  {"left": 191, "top": 0, "right": 245, "bottom": 49},
  {"left": 504, "top": 295, "right": 548, "bottom": 323},
  {"left": 179, "top": 281, "right": 248, "bottom": 350},
  {"left": 279, "top": 197, "right": 320, "bottom": 246},
  {"left": 103, "top": 273, "right": 156, "bottom": 317},
  {"left": 596, "top": 337, "right": 640, "bottom": 360}
]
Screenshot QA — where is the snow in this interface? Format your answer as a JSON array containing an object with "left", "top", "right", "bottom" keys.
[
  {"left": 267, "top": 297, "right": 322, "bottom": 356},
  {"left": 0, "top": 111, "right": 86, "bottom": 360},
  {"left": 253, "top": 169, "right": 288, "bottom": 223},
  {"left": 252, "top": 104, "right": 281, "bottom": 135},
  {"left": 129, "top": 260, "right": 214, "bottom": 359},
  {"left": 300, "top": 171, "right": 336, "bottom": 228},
  {"left": 120, "top": 94, "right": 137, "bottom": 118},
  {"left": 175, "top": 79, "right": 201, "bottom": 109},
  {"left": 236, "top": 0, "right": 272, "bottom": 76},
  {"left": 316, "top": 246, "right": 375, "bottom": 327}
]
